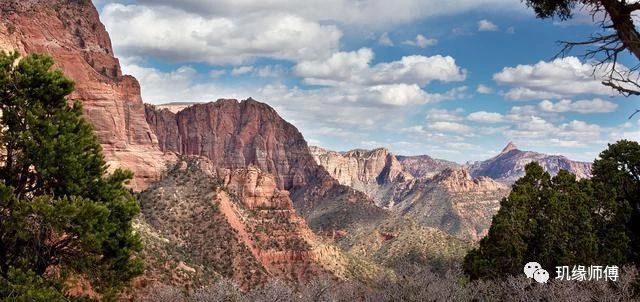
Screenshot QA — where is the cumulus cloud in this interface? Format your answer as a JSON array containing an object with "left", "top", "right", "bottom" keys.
[
  {"left": 476, "top": 84, "right": 493, "bottom": 94},
  {"left": 101, "top": 4, "right": 342, "bottom": 65},
  {"left": 493, "top": 57, "right": 616, "bottom": 100},
  {"left": 378, "top": 32, "right": 394, "bottom": 46},
  {"left": 467, "top": 111, "right": 504, "bottom": 123},
  {"left": 478, "top": 19, "right": 498, "bottom": 31},
  {"left": 402, "top": 34, "right": 437, "bottom": 48},
  {"left": 231, "top": 66, "right": 254, "bottom": 76},
  {"left": 538, "top": 98, "right": 618, "bottom": 114},
  {"left": 427, "top": 121, "right": 473, "bottom": 133},
  {"left": 293, "top": 48, "right": 466, "bottom": 86},
  {"left": 426, "top": 108, "right": 464, "bottom": 122}
]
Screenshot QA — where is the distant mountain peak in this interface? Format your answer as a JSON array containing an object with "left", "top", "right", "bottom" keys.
[{"left": 500, "top": 142, "right": 519, "bottom": 154}]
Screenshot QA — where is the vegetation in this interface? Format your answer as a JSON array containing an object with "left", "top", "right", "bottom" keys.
[
  {"left": 140, "top": 264, "right": 639, "bottom": 302},
  {"left": 524, "top": 0, "right": 640, "bottom": 96},
  {"left": 0, "top": 52, "right": 142, "bottom": 300},
  {"left": 464, "top": 140, "right": 640, "bottom": 280}
]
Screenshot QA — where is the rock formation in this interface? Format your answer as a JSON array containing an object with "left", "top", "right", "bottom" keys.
[
  {"left": 467, "top": 142, "right": 593, "bottom": 183},
  {"left": 146, "top": 100, "right": 325, "bottom": 191},
  {"left": 309, "top": 146, "right": 412, "bottom": 206},
  {"left": 396, "top": 154, "right": 460, "bottom": 178},
  {"left": 0, "top": 0, "right": 167, "bottom": 189},
  {"left": 310, "top": 146, "right": 509, "bottom": 240}
]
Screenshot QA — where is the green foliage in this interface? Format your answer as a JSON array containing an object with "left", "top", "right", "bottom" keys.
[
  {"left": 464, "top": 140, "right": 640, "bottom": 279},
  {"left": 523, "top": 0, "right": 580, "bottom": 20},
  {"left": 592, "top": 140, "right": 640, "bottom": 262},
  {"left": 0, "top": 51, "right": 142, "bottom": 298},
  {"left": 0, "top": 268, "right": 65, "bottom": 302}
]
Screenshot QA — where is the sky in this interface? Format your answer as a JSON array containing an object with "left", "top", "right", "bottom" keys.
[{"left": 92, "top": 0, "right": 640, "bottom": 163}]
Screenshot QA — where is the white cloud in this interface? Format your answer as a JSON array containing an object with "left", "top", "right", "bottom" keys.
[
  {"left": 402, "top": 34, "right": 437, "bottom": 48},
  {"left": 134, "top": 0, "right": 523, "bottom": 27},
  {"left": 538, "top": 98, "right": 618, "bottom": 114},
  {"left": 478, "top": 19, "right": 498, "bottom": 31},
  {"left": 427, "top": 121, "right": 473, "bottom": 133},
  {"left": 293, "top": 48, "right": 466, "bottom": 86},
  {"left": 426, "top": 108, "right": 464, "bottom": 122},
  {"left": 476, "top": 84, "right": 493, "bottom": 94},
  {"left": 493, "top": 57, "right": 617, "bottom": 100},
  {"left": 231, "top": 66, "right": 254, "bottom": 76},
  {"left": 254, "top": 65, "right": 287, "bottom": 77},
  {"left": 101, "top": 4, "right": 342, "bottom": 65},
  {"left": 467, "top": 111, "right": 504, "bottom": 123},
  {"left": 378, "top": 32, "right": 394, "bottom": 46}
]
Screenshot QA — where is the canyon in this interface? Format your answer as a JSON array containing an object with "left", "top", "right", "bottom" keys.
[{"left": 0, "top": 0, "right": 602, "bottom": 298}]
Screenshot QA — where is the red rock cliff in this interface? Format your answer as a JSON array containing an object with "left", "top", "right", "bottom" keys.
[
  {"left": 145, "top": 99, "right": 326, "bottom": 191},
  {"left": 0, "top": 0, "right": 166, "bottom": 189}
]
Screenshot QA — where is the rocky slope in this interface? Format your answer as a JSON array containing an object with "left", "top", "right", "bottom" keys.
[
  {"left": 396, "top": 155, "right": 460, "bottom": 178},
  {"left": 392, "top": 169, "right": 509, "bottom": 241},
  {"left": 467, "top": 142, "right": 593, "bottom": 183},
  {"left": 140, "top": 158, "right": 379, "bottom": 288},
  {"left": 0, "top": 0, "right": 167, "bottom": 189}
]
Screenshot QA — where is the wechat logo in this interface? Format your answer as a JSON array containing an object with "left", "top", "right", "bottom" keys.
[{"left": 524, "top": 262, "right": 549, "bottom": 283}]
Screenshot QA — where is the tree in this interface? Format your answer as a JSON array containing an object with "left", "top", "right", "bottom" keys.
[
  {"left": 464, "top": 141, "right": 640, "bottom": 280},
  {"left": 463, "top": 163, "right": 609, "bottom": 279},
  {"left": 591, "top": 140, "right": 640, "bottom": 262},
  {"left": 0, "top": 52, "right": 142, "bottom": 299},
  {"left": 524, "top": 0, "right": 640, "bottom": 96}
]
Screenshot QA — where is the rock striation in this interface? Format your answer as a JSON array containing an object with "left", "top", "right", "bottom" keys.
[
  {"left": 310, "top": 146, "right": 509, "bottom": 240},
  {"left": 0, "top": 0, "right": 167, "bottom": 189},
  {"left": 309, "top": 146, "right": 412, "bottom": 206},
  {"left": 145, "top": 100, "right": 324, "bottom": 191},
  {"left": 467, "top": 142, "right": 593, "bottom": 183}
]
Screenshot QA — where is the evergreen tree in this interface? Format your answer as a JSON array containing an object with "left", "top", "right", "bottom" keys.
[
  {"left": 464, "top": 141, "right": 640, "bottom": 280},
  {"left": 464, "top": 163, "right": 602, "bottom": 279},
  {"left": 0, "top": 52, "right": 142, "bottom": 299},
  {"left": 591, "top": 140, "right": 640, "bottom": 263}
]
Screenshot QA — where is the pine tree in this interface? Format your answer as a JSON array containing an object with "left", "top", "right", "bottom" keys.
[{"left": 0, "top": 52, "right": 142, "bottom": 299}]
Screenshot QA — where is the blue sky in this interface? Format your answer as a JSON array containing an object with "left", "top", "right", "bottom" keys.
[{"left": 92, "top": 0, "right": 640, "bottom": 163}]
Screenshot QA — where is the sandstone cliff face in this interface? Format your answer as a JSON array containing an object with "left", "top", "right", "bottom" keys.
[
  {"left": 309, "top": 146, "right": 412, "bottom": 206},
  {"left": 0, "top": 0, "right": 166, "bottom": 189},
  {"left": 468, "top": 142, "right": 593, "bottom": 183},
  {"left": 146, "top": 100, "right": 324, "bottom": 191}
]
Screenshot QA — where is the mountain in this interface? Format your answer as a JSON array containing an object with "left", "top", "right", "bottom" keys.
[
  {"left": 396, "top": 155, "right": 460, "bottom": 178},
  {"left": 391, "top": 168, "right": 508, "bottom": 241},
  {"left": 310, "top": 146, "right": 509, "bottom": 240},
  {"left": 137, "top": 158, "right": 373, "bottom": 291},
  {"left": 0, "top": 0, "right": 167, "bottom": 189},
  {"left": 467, "top": 142, "right": 593, "bottom": 183},
  {"left": 309, "top": 146, "right": 413, "bottom": 207}
]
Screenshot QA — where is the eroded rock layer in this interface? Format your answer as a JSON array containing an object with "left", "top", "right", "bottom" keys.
[{"left": 0, "top": 0, "right": 167, "bottom": 189}]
